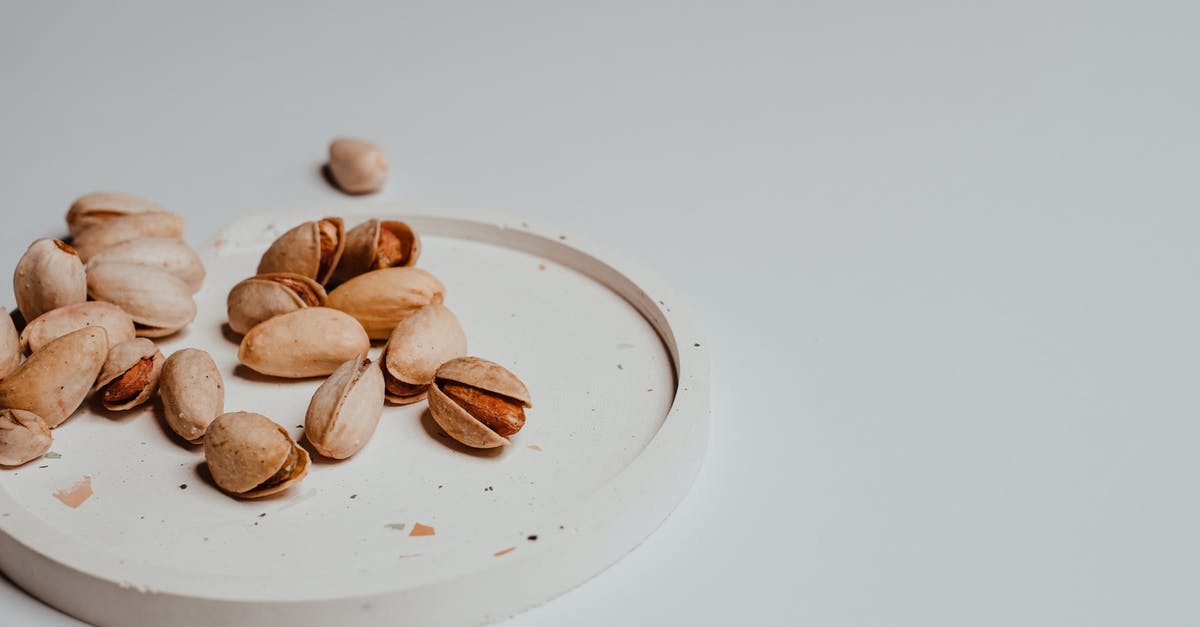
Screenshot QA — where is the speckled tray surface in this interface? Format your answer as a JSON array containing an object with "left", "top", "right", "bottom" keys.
[{"left": 0, "top": 207, "right": 709, "bottom": 626}]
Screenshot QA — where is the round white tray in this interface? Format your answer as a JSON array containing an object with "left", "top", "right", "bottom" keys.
[{"left": 0, "top": 207, "right": 709, "bottom": 626}]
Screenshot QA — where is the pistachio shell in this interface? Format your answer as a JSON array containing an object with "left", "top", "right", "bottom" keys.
[
  {"left": 0, "top": 309, "right": 19, "bottom": 379},
  {"left": 204, "top": 412, "right": 309, "bottom": 498},
  {"left": 86, "top": 237, "right": 206, "bottom": 293},
  {"left": 382, "top": 304, "right": 467, "bottom": 404},
  {"left": 159, "top": 348, "right": 225, "bottom": 443},
  {"left": 328, "top": 138, "right": 389, "bottom": 194},
  {"left": 428, "top": 357, "right": 532, "bottom": 449},
  {"left": 238, "top": 307, "right": 370, "bottom": 378},
  {"left": 19, "top": 301, "right": 136, "bottom": 355},
  {"left": 94, "top": 338, "right": 164, "bottom": 411},
  {"left": 226, "top": 273, "right": 327, "bottom": 335},
  {"left": 0, "top": 409, "right": 53, "bottom": 467},
  {"left": 331, "top": 219, "right": 421, "bottom": 285},
  {"left": 13, "top": 238, "right": 87, "bottom": 322},
  {"left": 256, "top": 218, "right": 345, "bottom": 285},
  {"left": 66, "top": 192, "right": 166, "bottom": 237},
  {"left": 86, "top": 262, "right": 197, "bottom": 337},
  {"left": 71, "top": 211, "right": 185, "bottom": 261},
  {"left": 304, "top": 354, "right": 385, "bottom": 459},
  {"left": 326, "top": 267, "right": 445, "bottom": 340},
  {"left": 0, "top": 327, "right": 108, "bottom": 428}
]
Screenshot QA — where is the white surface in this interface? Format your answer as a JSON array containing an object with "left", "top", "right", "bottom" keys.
[{"left": 1, "top": 1, "right": 1198, "bottom": 625}]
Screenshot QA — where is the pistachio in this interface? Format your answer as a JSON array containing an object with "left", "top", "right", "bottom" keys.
[
  {"left": 256, "top": 217, "right": 345, "bottom": 285},
  {"left": 204, "top": 412, "right": 309, "bottom": 498},
  {"left": 226, "top": 273, "right": 327, "bottom": 335},
  {"left": 0, "top": 309, "right": 19, "bottom": 379},
  {"left": 330, "top": 219, "right": 421, "bottom": 285},
  {"left": 13, "top": 238, "right": 87, "bottom": 322},
  {"left": 86, "top": 237, "right": 206, "bottom": 293},
  {"left": 66, "top": 191, "right": 167, "bottom": 237},
  {"left": 71, "top": 211, "right": 185, "bottom": 261},
  {"left": 19, "top": 301, "right": 136, "bottom": 355},
  {"left": 94, "top": 338, "right": 164, "bottom": 411},
  {"left": 326, "top": 267, "right": 445, "bottom": 340},
  {"left": 381, "top": 304, "right": 467, "bottom": 404},
  {"left": 327, "top": 138, "right": 389, "bottom": 194},
  {"left": 0, "top": 409, "right": 53, "bottom": 467},
  {"left": 427, "top": 357, "right": 532, "bottom": 448},
  {"left": 304, "top": 354, "right": 385, "bottom": 459},
  {"left": 86, "top": 262, "right": 196, "bottom": 337},
  {"left": 0, "top": 327, "right": 108, "bottom": 428},
  {"left": 159, "top": 348, "right": 225, "bottom": 443},
  {"left": 238, "top": 307, "right": 370, "bottom": 378}
]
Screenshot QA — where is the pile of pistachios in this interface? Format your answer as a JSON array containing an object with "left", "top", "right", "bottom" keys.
[{"left": 0, "top": 193, "right": 533, "bottom": 502}]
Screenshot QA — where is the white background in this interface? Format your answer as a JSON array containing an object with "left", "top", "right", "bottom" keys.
[{"left": 2, "top": 1, "right": 1198, "bottom": 625}]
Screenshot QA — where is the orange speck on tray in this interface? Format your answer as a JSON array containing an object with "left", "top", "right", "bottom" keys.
[
  {"left": 538, "top": 263, "right": 547, "bottom": 271},
  {"left": 53, "top": 476, "right": 93, "bottom": 509},
  {"left": 409, "top": 523, "right": 435, "bottom": 537},
  {"left": 494, "top": 547, "right": 516, "bottom": 557},
  {"left": 527, "top": 444, "right": 542, "bottom": 451}
]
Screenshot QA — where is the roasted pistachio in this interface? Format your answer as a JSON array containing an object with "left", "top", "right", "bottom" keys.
[
  {"left": 159, "top": 348, "right": 225, "bottom": 443},
  {"left": 327, "top": 138, "right": 389, "bottom": 194},
  {"left": 0, "top": 409, "right": 53, "bottom": 467},
  {"left": 86, "top": 262, "right": 196, "bottom": 337},
  {"left": 238, "top": 307, "right": 370, "bottom": 378},
  {"left": 204, "top": 412, "right": 309, "bottom": 498},
  {"left": 226, "top": 273, "right": 327, "bottom": 335},
  {"left": 326, "top": 267, "right": 445, "bottom": 340},
  {"left": 0, "top": 327, "right": 108, "bottom": 428},
  {"left": 20, "top": 301, "right": 136, "bottom": 355},
  {"left": 381, "top": 304, "right": 467, "bottom": 404},
  {"left": 0, "top": 308, "right": 18, "bottom": 379},
  {"left": 330, "top": 219, "right": 421, "bottom": 285},
  {"left": 304, "top": 354, "right": 385, "bottom": 459},
  {"left": 95, "top": 338, "right": 164, "bottom": 411},
  {"left": 71, "top": 211, "right": 185, "bottom": 261},
  {"left": 13, "top": 238, "right": 87, "bottom": 322},
  {"left": 428, "top": 357, "right": 532, "bottom": 448},
  {"left": 256, "top": 217, "right": 345, "bottom": 285},
  {"left": 66, "top": 191, "right": 166, "bottom": 237},
  {"left": 86, "top": 237, "right": 206, "bottom": 293}
]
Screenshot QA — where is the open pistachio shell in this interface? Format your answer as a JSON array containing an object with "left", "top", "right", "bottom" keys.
[
  {"left": 382, "top": 304, "right": 467, "bottom": 404},
  {"left": 205, "top": 412, "right": 309, "bottom": 498},
  {"left": 0, "top": 409, "right": 53, "bottom": 467},
  {"left": 326, "top": 267, "right": 445, "bottom": 340},
  {"left": 0, "top": 327, "right": 108, "bottom": 428},
  {"left": 226, "top": 273, "right": 327, "bottom": 335},
  {"left": 0, "top": 309, "right": 19, "bottom": 379},
  {"left": 238, "top": 307, "right": 370, "bottom": 378},
  {"left": 71, "top": 211, "right": 185, "bottom": 261},
  {"left": 19, "top": 301, "right": 136, "bottom": 355},
  {"left": 94, "top": 338, "right": 164, "bottom": 411},
  {"left": 13, "top": 238, "right": 87, "bottom": 322},
  {"left": 328, "top": 138, "right": 389, "bottom": 194},
  {"left": 86, "top": 237, "right": 206, "bottom": 293},
  {"left": 428, "top": 357, "right": 532, "bottom": 449},
  {"left": 330, "top": 219, "right": 421, "bottom": 285},
  {"left": 66, "top": 191, "right": 167, "bottom": 237},
  {"left": 86, "top": 262, "right": 197, "bottom": 337},
  {"left": 159, "top": 348, "right": 225, "bottom": 444},
  {"left": 305, "top": 354, "right": 385, "bottom": 459},
  {"left": 256, "top": 217, "right": 345, "bottom": 285}
]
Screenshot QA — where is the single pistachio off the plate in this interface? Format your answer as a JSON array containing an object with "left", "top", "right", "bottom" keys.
[
  {"left": 205, "top": 412, "right": 309, "bottom": 499},
  {"left": 66, "top": 191, "right": 167, "bottom": 237},
  {"left": 381, "top": 303, "right": 467, "bottom": 404},
  {"left": 326, "top": 266, "right": 445, "bottom": 340},
  {"left": 238, "top": 307, "right": 370, "bottom": 378},
  {"left": 71, "top": 211, "right": 185, "bottom": 261},
  {"left": 0, "top": 327, "right": 108, "bottom": 428},
  {"left": 159, "top": 348, "right": 225, "bottom": 444},
  {"left": 327, "top": 138, "right": 389, "bottom": 195},
  {"left": 0, "top": 409, "right": 53, "bottom": 467},
  {"left": 13, "top": 238, "right": 87, "bottom": 322},
  {"left": 94, "top": 338, "right": 164, "bottom": 411},
  {"left": 428, "top": 357, "right": 532, "bottom": 449},
  {"left": 330, "top": 219, "right": 421, "bottom": 285},
  {"left": 86, "top": 237, "right": 206, "bottom": 294},
  {"left": 20, "top": 301, "right": 136, "bottom": 356},
  {"left": 86, "top": 261, "right": 197, "bottom": 338},
  {"left": 257, "top": 217, "right": 345, "bottom": 286},
  {"left": 305, "top": 354, "right": 385, "bottom": 459},
  {"left": 0, "top": 308, "right": 19, "bottom": 379},
  {"left": 226, "top": 273, "right": 327, "bottom": 335}
]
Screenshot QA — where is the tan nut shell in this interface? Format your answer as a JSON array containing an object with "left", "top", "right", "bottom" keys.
[
  {"left": 160, "top": 349, "right": 224, "bottom": 443},
  {"left": 20, "top": 301, "right": 136, "bottom": 355},
  {"left": 305, "top": 354, "right": 385, "bottom": 459},
  {"left": 67, "top": 191, "right": 166, "bottom": 237},
  {"left": 0, "top": 409, "right": 53, "bottom": 467},
  {"left": 13, "top": 238, "right": 87, "bottom": 322},
  {"left": 238, "top": 307, "right": 370, "bottom": 378},
  {"left": 326, "top": 267, "right": 445, "bottom": 340},
  {"left": 71, "top": 211, "right": 185, "bottom": 261},
  {"left": 0, "top": 327, "right": 108, "bottom": 428},
  {"left": 328, "top": 138, "right": 389, "bottom": 194},
  {"left": 382, "top": 304, "right": 467, "bottom": 404},
  {"left": 86, "top": 262, "right": 197, "bottom": 337},
  {"left": 87, "top": 237, "right": 206, "bottom": 293},
  {"left": 226, "top": 273, "right": 327, "bottom": 335},
  {"left": 205, "top": 412, "right": 309, "bottom": 498},
  {"left": 256, "top": 217, "right": 344, "bottom": 285},
  {"left": 331, "top": 219, "right": 421, "bottom": 285},
  {"left": 0, "top": 309, "right": 19, "bottom": 379},
  {"left": 95, "top": 338, "right": 164, "bottom": 411},
  {"left": 428, "top": 357, "right": 532, "bottom": 449}
]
